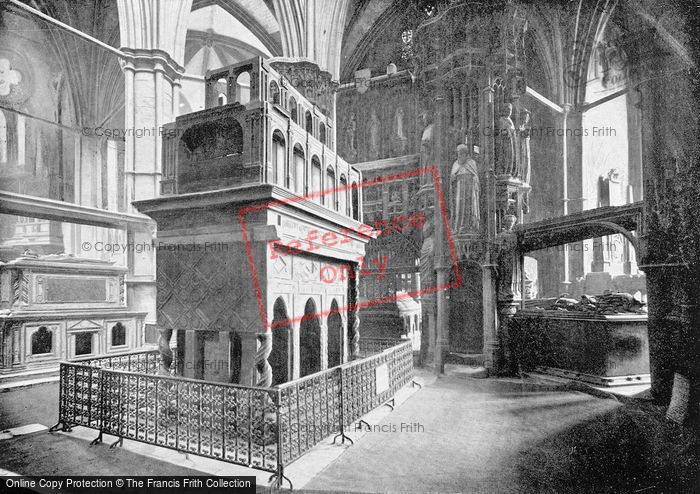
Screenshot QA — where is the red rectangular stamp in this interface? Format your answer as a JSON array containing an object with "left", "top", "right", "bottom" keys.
[{"left": 238, "top": 166, "right": 460, "bottom": 330}]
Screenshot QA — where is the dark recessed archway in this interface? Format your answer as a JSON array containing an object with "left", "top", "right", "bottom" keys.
[
  {"left": 270, "top": 297, "right": 292, "bottom": 385},
  {"left": 300, "top": 298, "right": 322, "bottom": 377},
  {"left": 327, "top": 299, "right": 344, "bottom": 368}
]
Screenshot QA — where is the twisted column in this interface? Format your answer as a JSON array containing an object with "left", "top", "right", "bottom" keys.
[
  {"left": 255, "top": 331, "right": 273, "bottom": 387},
  {"left": 348, "top": 265, "right": 361, "bottom": 359},
  {"left": 157, "top": 327, "right": 173, "bottom": 375}
]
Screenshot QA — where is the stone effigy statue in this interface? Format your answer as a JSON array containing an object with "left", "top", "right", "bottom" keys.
[
  {"left": 518, "top": 109, "right": 531, "bottom": 181},
  {"left": 496, "top": 214, "right": 519, "bottom": 300},
  {"left": 391, "top": 107, "right": 408, "bottom": 155},
  {"left": 419, "top": 219, "right": 435, "bottom": 297},
  {"left": 495, "top": 103, "right": 516, "bottom": 176},
  {"left": 519, "top": 109, "right": 532, "bottom": 212},
  {"left": 450, "top": 144, "right": 480, "bottom": 233},
  {"left": 419, "top": 111, "right": 434, "bottom": 185},
  {"left": 344, "top": 113, "right": 357, "bottom": 161}
]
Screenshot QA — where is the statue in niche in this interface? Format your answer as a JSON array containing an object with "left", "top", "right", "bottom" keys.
[
  {"left": 518, "top": 109, "right": 531, "bottom": 181},
  {"left": 519, "top": 109, "right": 532, "bottom": 212},
  {"left": 450, "top": 144, "right": 480, "bottom": 233},
  {"left": 391, "top": 107, "right": 408, "bottom": 155},
  {"left": 495, "top": 103, "right": 516, "bottom": 176},
  {"left": 343, "top": 113, "right": 357, "bottom": 161},
  {"left": 368, "top": 110, "right": 380, "bottom": 159},
  {"left": 395, "top": 107, "right": 405, "bottom": 139},
  {"left": 496, "top": 213, "right": 520, "bottom": 300},
  {"left": 419, "top": 110, "right": 434, "bottom": 186},
  {"left": 419, "top": 219, "right": 435, "bottom": 301}
]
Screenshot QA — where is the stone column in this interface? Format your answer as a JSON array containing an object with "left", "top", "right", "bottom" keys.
[
  {"left": 319, "top": 318, "right": 329, "bottom": 370},
  {"left": 347, "top": 263, "right": 361, "bottom": 359},
  {"left": 494, "top": 220, "right": 521, "bottom": 375},
  {"left": 255, "top": 331, "right": 273, "bottom": 387},
  {"left": 239, "top": 332, "right": 261, "bottom": 386},
  {"left": 121, "top": 51, "right": 184, "bottom": 208},
  {"left": 433, "top": 88, "right": 449, "bottom": 375},
  {"left": 482, "top": 264, "right": 498, "bottom": 373},
  {"left": 117, "top": 0, "right": 190, "bottom": 339},
  {"left": 182, "top": 329, "right": 201, "bottom": 379},
  {"left": 291, "top": 319, "right": 301, "bottom": 380},
  {"left": 559, "top": 104, "right": 572, "bottom": 294}
]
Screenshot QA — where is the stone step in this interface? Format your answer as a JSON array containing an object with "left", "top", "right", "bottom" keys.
[
  {"left": 445, "top": 352, "right": 484, "bottom": 366},
  {"left": 0, "top": 366, "right": 59, "bottom": 390}
]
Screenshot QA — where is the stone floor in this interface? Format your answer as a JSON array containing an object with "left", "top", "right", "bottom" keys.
[{"left": 1, "top": 368, "right": 697, "bottom": 493}]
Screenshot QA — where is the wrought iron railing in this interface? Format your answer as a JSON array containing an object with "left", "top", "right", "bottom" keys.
[
  {"left": 277, "top": 367, "right": 343, "bottom": 465},
  {"left": 52, "top": 339, "right": 415, "bottom": 489},
  {"left": 357, "top": 337, "right": 407, "bottom": 357},
  {"left": 71, "top": 349, "right": 171, "bottom": 374}
]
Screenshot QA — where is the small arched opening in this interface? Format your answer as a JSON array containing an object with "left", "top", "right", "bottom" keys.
[
  {"left": 111, "top": 322, "right": 126, "bottom": 347},
  {"left": 319, "top": 122, "right": 326, "bottom": 144},
  {"left": 272, "top": 131, "right": 286, "bottom": 187},
  {"left": 236, "top": 71, "right": 250, "bottom": 105},
  {"left": 339, "top": 175, "right": 348, "bottom": 215},
  {"left": 351, "top": 182, "right": 360, "bottom": 220},
  {"left": 311, "top": 156, "right": 322, "bottom": 204},
  {"left": 326, "top": 166, "right": 336, "bottom": 209},
  {"left": 305, "top": 111, "right": 313, "bottom": 134},
  {"left": 300, "top": 298, "right": 322, "bottom": 376},
  {"left": 289, "top": 96, "right": 298, "bottom": 122},
  {"left": 270, "top": 297, "right": 292, "bottom": 385},
  {"left": 327, "top": 299, "right": 344, "bottom": 368},
  {"left": 269, "top": 80, "right": 280, "bottom": 105},
  {"left": 293, "top": 144, "right": 305, "bottom": 194}
]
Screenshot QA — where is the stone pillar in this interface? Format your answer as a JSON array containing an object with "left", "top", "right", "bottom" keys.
[
  {"left": 636, "top": 47, "right": 700, "bottom": 423},
  {"left": 482, "top": 264, "right": 498, "bottom": 373},
  {"left": 291, "top": 320, "right": 301, "bottom": 379},
  {"left": 182, "top": 330, "right": 201, "bottom": 379},
  {"left": 494, "top": 219, "right": 521, "bottom": 375},
  {"left": 121, "top": 51, "right": 184, "bottom": 208},
  {"left": 560, "top": 104, "right": 572, "bottom": 295},
  {"left": 319, "top": 318, "right": 328, "bottom": 370},
  {"left": 433, "top": 88, "right": 449, "bottom": 375},
  {"left": 117, "top": 0, "right": 190, "bottom": 342}
]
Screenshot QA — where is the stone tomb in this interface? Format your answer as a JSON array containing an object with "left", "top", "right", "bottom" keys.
[{"left": 0, "top": 255, "right": 147, "bottom": 374}]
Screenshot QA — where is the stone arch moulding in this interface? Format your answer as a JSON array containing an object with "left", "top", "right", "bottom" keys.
[{"left": 584, "top": 220, "right": 640, "bottom": 254}]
